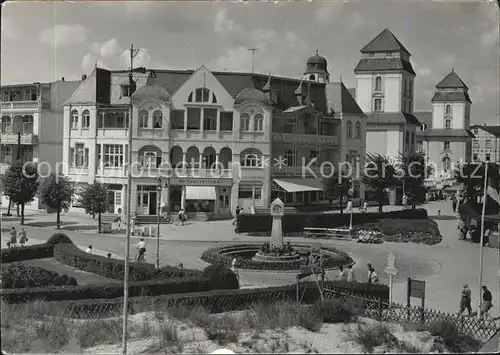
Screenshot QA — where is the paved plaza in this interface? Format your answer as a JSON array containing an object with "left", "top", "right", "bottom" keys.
[{"left": 1, "top": 200, "right": 499, "bottom": 318}]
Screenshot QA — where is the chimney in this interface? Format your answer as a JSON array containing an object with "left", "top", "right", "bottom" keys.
[
  {"left": 82, "top": 74, "right": 87, "bottom": 81},
  {"left": 61, "top": 77, "right": 65, "bottom": 82}
]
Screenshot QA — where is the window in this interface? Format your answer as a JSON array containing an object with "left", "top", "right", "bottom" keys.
[
  {"left": 473, "top": 154, "right": 478, "bottom": 161},
  {"left": 374, "top": 98, "right": 382, "bottom": 112},
  {"left": 188, "top": 92, "right": 193, "bottom": 102},
  {"left": 139, "top": 110, "right": 149, "bottom": 128},
  {"left": 445, "top": 118, "right": 452, "bottom": 129},
  {"left": 241, "top": 150, "right": 263, "bottom": 167},
  {"left": 70, "top": 110, "right": 79, "bottom": 129},
  {"left": 238, "top": 185, "right": 262, "bottom": 200},
  {"left": 241, "top": 114, "right": 251, "bottom": 132},
  {"left": 120, "top": 83, "right": 136, "bottom": 97},
  {"left": 171, "top": 110, "right": 185, "bottom": 129},
  {"left": 473, "top": 128, "right": 479, "bottom": 135},
  {"left": 82, "top": 110, "right": 90, "bottom": 129},
  {"left": 71, "top": 143, "right": 88, "bottom": 167},
  {"left": 203, "top": 108, "right": 217, "bottom": 131},
  {"left": 486, "top": 154, "right": 491, "bottom": 161},
  {"left": 1, "top": 116, "right": 12, "bottom": 133},
  {"left": 0, "top": 146, "right": 12, "bottom": 163},
  {"left": 153, "top": 111, "right": 162, "bottom": 129},
  {"left": 220, "top": 112, "right": 233, "bottom": 131},
  {"left": 473, "top": 140, "right": 480, "bottom": 149},
  {"left": 443, "top": 157, "right": 451, "bottom": 172},
  {"left": 284, "top": 149, "right": 295, "bottom": 166},
  {"left": 486, "top": 139, "right": 491, "bottom": 148},
  {"left": 23, "top": 89, "right": 37, "bottom": 101},
  {"left": 444, "top": 141, "right": 450, "bottom": 151},
  {"left": 386, "top": 52, "right": 392, "bottom": 57},
  {"left": 102, "top": 144, "right": 125, "bottom": 168},
  {"left": 445, "top": 104, "right": 451, "bottom": 115},
  {"left": 309, "top": 150, "right": 318, "bottom": 165},
  {"left": 309, "top": 74, "right": 315, "bottom": 81},
  {"left": 195, "top": 88, "right": 210, "bottom": 102},
  {"left": 97, "top": 112, "right": 127, "bottom": 129},
  {"left": 355, "top": 121, "right": 361, "bottom": 138},
  {"left": 254, "top": 114, "right": 264, "bottom": 132},
  {"left": 375, "top": 76, "right": 382, "bottom": 91},
  {"left": 186, "top": 108, "right": 201, "bottom": 130},
  {"left": 411, "top": 132, "right": 415, "bottom": 146},
  {"left": 141, "top": 151, "right": 161, "bottom": 168},
  {"left": 346, "top": 121, "right": 353, "bottom": 138},
  {"left": 409, "top": 80, "right": 412, "bottom": 96},
  {"left": 212, "top": 93, "right": 217, "bottom": 103},
  {"left": 22, "top": 116, "right": 33, "bottom": 133}
]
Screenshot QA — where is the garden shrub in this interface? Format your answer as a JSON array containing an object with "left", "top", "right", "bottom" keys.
[
  {"left": 65, "top": 277, "right": 78, "bottom": 286},
  {"left": 427, "top": 320, "right": 481, "bottom": 353},
  {"left": 202, "top": 264, "right": 239, "bottom": 290},
  {"left": 1, "top": 243, "right": 54, "bottom": 263},
  {"left": 317, "top": 298, "right": 360, "bottom": 323},
  {"left": 1, "top": 264, "right": 77, "bottom": 289},
  {"left": 46, "top": 233, "right": 74, "bottom": 246}
]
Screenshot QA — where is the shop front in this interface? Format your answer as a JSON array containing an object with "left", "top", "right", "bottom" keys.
[{"left": 169, "top": 177, "right": 233, "bottom": 218}]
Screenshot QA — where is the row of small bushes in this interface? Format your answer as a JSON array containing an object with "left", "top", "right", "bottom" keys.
[
  {"left": 200, "top": 244, "right": 353, "bottom": 271},
  {"left": 237, "top": 209, "right": 429, "bottom": 234},
  {"left": 1, "top": 264, "right": 78, "bottom": 289},
  {"left": 1, "top": 232, "right": 74, "bottom": 263}
]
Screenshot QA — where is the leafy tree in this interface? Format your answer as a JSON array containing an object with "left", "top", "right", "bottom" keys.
[
  {"left": 362, "top": 153, "right": 398, "bottom": 212},
  {"left": 323, "top": 167, "right": 352, "bottom": 214},
  {"left": 1, "top": 162, "right": 39, "bottom": 224},
  {"left": 80, "top": 181, "right": 109, "bottom": 233},
  {"left": 397, "top": 151, "right": 432, "bottom": 210},
  {"left": 455, "top": 162, "right": 500, "bottom": 203},
  {"left": 40, "top": 173, "right": 75, "bottom": 229}
]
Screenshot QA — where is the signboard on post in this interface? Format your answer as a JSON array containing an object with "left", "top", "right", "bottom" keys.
[
  {"left": 384, "top": 253, "right": 398, "bottom": 304},
  {"left": 407, "top": 278, "right": 426, "bottom": 323}
]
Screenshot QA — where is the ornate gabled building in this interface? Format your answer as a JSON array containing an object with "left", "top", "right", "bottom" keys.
[
  {"left": 470, "top": 124, "right": 500, "bottom": 163},
  {"left": 62, "top": 57, "right": 366, "bottom": 218},
  {"left": 417, "top": 69, "right": 474, "bottom": 183}
]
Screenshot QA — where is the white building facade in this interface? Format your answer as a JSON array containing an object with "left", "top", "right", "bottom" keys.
[{"left": 471, "top": 125, "right": 500, "bottom": 163}]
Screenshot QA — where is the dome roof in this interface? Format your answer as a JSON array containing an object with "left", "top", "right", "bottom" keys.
[
  {"left": 234, "top": 88, "right": 270, "bottom": 106},
  {"left": 307, "top": 50, "right": 327, "bottom": 65}
]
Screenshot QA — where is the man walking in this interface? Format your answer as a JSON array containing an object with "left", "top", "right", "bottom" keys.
[
  {"left": 337, "top": 266, "right": 348, "bottom": 282},
  {"left": 136, "top": 238, "right": 146, "bottom": 262},
  {"left": 9, "top": 227, "right": 17, "bottom": 248},
  {"left": 18, "top": 228, "right": 27, "bottom": 247},
  {"left": 347, "top": 264, "right": 356, "bottom": 282},
  {"left": 458, "top": 284, "right": 472, "bottom": 316},
  {"left": 233, "top": 206, "right": 242, "bottom": 226},
  {"left": 481, "top": 285, "right": 493, "bottom": 319}
]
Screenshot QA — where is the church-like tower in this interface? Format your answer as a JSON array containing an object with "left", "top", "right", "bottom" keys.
[{"left": 302, "top": 50, "right": 329, "bottom": 83}]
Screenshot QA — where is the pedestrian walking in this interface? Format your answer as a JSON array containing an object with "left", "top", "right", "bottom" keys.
[
  {"left": 337, "top": 266, "right": 348, "bottom": 282},
  {"left": 231, "top": 257, "right": 240, "bottom": 282},
  {"left": 347, "top": 264, "right": 356, "bottom": 282},
  {"left": 18, "top": 228, "right": 27, "bottom": 246},
  {"left": 483, "top": 225, "right": 491, "bottom": 247},
  {"left": 117, "top": 208, "right": 123, "bottom": 231},
  {"left": 480, "top": 285, "right": 493, "bottom": 319},
  {"left": 233, "top": 206, "right": 241, "bottom": 226},
  {"left": 136, "top": 238, "right": 146, "bottom": 262},
  {"left": 368, "top": 267, "right": 379, "bottom": 285},
  {"left": 86, "top": 245, "right": 93, "bottom": 254},
  {"left": 9, "top": 227, "right": 17, "bottom": 248},
  {"left": 451, "top": 194, "right": 457, "bottom": 212},
  {"left": 458, "top": 284, "right": 472, "bottom": 316},
  {"left": 178, "top": 209, "right": 185, "bottom": 226}
]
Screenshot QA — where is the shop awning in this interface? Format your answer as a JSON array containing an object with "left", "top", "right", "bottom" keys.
[
  {"left": 273, "top": 178, "right": 324, "bottom": 193},
  {"left": 185, "top": 186, "right": 216, "bottom": 200}
]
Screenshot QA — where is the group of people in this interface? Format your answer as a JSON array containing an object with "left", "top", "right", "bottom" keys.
[
  {"left": 337, "top": 263, "right": 379, "bottom": 285},
  {"left": 6, "top": 226, "right": 28, "bottom": 248},
  {"left": 457, "top": 218, "right": 493, "bottom": 246},
  {"left": 459, "top": 284, "right": 493, "bottom": 319}
]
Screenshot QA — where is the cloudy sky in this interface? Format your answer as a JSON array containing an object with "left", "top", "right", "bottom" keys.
[{"left": 1, "top": 0, "right": 499, "bottom": 124}]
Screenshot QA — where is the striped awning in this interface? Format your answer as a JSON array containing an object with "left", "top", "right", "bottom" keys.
[{"left": 185, "top": 186, "right": 216, "bottom": 200}]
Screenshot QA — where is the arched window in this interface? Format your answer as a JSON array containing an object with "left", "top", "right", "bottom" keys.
[
  {"left": 1, "top": 116, "right": 12, "bottom": 133},
  {"left": 445, "top": 118, "right": 452, "bottom": 129},
  {"left": 139, "top": 110, "right": 149, "bottom": 128},
  {"left": 70, "top": 110, "right": 79, "bottom": 129},
  {"left": 139, "top": 145, "right": 162, "bottom": 168},
  {"left": 241, "top": 113, "right": 251, "bottom": 132},
  {"left": 346, "top": 121, "right": 353, "bottom": 138},
  {"left": 254, "top": 114, "right": 264, "bottom": 132},
  {"left": 355, "top": 121, "right": 361, "bottom": 139},
  {"left": 195, "top": 88, "right": 210, "bottom": 102},
  {"left": 153, "top": 111, "right": 162, "bottom": 129},
  {"left": 187, "top": 92, "right": 193, "bottom": 102},
  {"left": 22, "top": 115, "right": 33, "bottom": 133},
  {"left": 240, "top": 148, "right": 263, "bottom": 167},
  {"left": 442, "top": 157, "right": 451, "bottom": 172},
  {"left": 445, "top": 104, "right": 451, "bottom": 115},
  {"left": 309, "top": 74, "right": 315, "bottom": 81},
  {"left": 82, "top": 110, "right": 90, "bottom": 129},
  {"left": 375, "top": 76, "right": 382, "bottom": 91}
]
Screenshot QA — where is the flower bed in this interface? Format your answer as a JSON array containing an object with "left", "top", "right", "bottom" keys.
[
  {"left": 200, "top": 244, "right": 353, "bottom": 271},
  {"left": 356, "top": 230, "right": 384, "bottom": 244},
  {"left": 1, "top": 264, "right": 78, "bottom": 288}
]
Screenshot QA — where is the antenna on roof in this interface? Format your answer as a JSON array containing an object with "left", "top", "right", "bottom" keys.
[
  {"left": 94, "top": 60, "right": 97, "bottom": 69},
  {"left": 340, "top": 74, "right": 343, "bottom": 83}
]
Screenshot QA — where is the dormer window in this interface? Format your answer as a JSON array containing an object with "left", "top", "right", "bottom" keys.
[
  {"left": 375, "top": 77, "right": 382, "bottom": 91},
  {"left": 121, "top": 83, "right": 136, "bottom": 97},
  {"left": 445, "top": 104, "right": 451, "bottom": 115}
]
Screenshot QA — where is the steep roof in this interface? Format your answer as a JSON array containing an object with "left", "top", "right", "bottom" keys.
[
  {"left": 414, "top": 111, "right": 433, "bottom": 129},
  {"left": 366, "top": 112, "right": 421, "bottom": 126},
  {"left": 471, "top": 125, "right": 500, "bottom": 137},
  {"left": 416, "top": 128, "right": 475, "bottom": 139},
  {"left": 436, "top": 70, "right": 469, "bottom": 89},
  {"left": 360, "top": 28, "right": 411, "bottom": 55},
  {"left": 354, "top": 58, "right": 416, "bottom": 75},
  {"left": 431, "top": 91, "right": 471, "bottom": 103},
  {"left": 325, "top": 82, "right": 364, "bottom": 115},
  {"left": 65, "top": 68, "right": 112, "bottom": 105}
]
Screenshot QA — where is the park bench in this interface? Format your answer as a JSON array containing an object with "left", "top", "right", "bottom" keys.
[{"left": 303, "top": 227, "right": 352, "bottom": 240}]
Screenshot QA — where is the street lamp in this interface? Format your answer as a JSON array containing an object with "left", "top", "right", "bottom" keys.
[
  {"left": 156, "top": 176, "right": 164, "bottom": 270},
  {"left": 348, "top": 181, "right": 354, "bottom": 236}
]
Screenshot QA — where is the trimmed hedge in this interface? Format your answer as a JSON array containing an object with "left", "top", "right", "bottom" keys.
[
  {"left": 200, "top": 244, "right": 353, "bottom": 271},
  {"left": 1, "top": 276, "right": 213, "bottom": 304},
  {"left": 54, "top": 243, "right": 202, "bottom": 281},
  {"left": 46, "top": 233, "right": 74, "bottom": 245},
  {"left": 237, "top": 209, "right": 429, "bottom": 234},
  {"left": 1, "top": 243, "right": 54, "bottom": 263},
  {"left": 202, "top": 264, "right": 239, "bottom": 290},
  {"left": 1, "top": 264, "right": 77, "bottom": 289}
]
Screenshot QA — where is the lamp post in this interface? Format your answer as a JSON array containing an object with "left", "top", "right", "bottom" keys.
[
  {"left": 156, "top": 176, "right": 163, "bottom": 270},
  {"left": 348, "top": 180, "right": 354, "bottom": 235}
]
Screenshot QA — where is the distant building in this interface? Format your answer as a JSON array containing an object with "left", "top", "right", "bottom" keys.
[
  {"left": 471, "top": 124, "right": 500, "bottom": 163},
  {"left": 0, "top": 79, "right": 81, "bottom": 209}
]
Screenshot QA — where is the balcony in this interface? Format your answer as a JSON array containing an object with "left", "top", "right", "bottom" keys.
[
  {"left": 272, "top": 132, "right": 339, "bottom": 145},
  {"left": 0, "top": 133, "right": 38, "bottom": 145},
  {"left": 1, "top": 101, "right": 41, "bottom": 111}
]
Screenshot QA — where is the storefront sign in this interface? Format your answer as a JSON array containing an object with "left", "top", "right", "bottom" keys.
[
  {"left": 170, "top": 177, "right": 233, "bottom": 187},
  {"left": 240, "top": 176, "right": 264, "bottom": 181}
]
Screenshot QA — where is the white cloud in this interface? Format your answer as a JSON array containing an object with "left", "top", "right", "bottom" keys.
[
  {"left": 214, "top": 8, "right": 241, "bottom": 33},
  {"left": 120, "top": 48, "right": 152, "bottom": 68},
  {"left": 100, "top": 38, "right": 123, "bottom": 59},
  {"left": 39, "top": 24, "right": 90, "bottom": 47},
  {"left": 212, "top": 46, "right": 253, "bottom": 72},
  {"left": 81, "top": 53, "right": 106, "bottom": 73}
]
